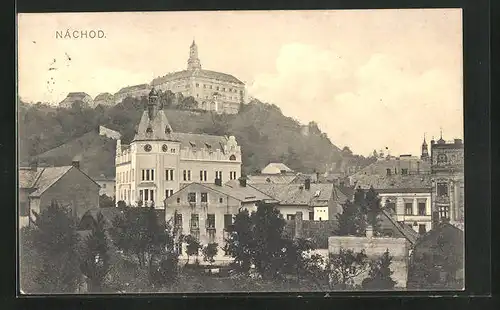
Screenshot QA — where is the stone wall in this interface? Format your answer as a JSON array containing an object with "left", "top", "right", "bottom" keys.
[{"left": 328, "top": 235, "right": 410, "bottom": 288}]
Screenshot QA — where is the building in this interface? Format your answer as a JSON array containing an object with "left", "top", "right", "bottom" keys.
[
  {"left": 150, "top": 40, "right": 246, "bottom": 114},
  {"left": 252, "top": 179, "right": 341, "bottom": 221},
  {"left": 94, "top": 93, "right": 115, "bottom": 107},
  {"left": 261, "top": 162, "right": 294, "bottom": 175},
  {"left": 115, "top": 88, "right": 242, "bottom": 208},
  {"left": 59, "top": 92, "right": 95, "bottom": 108},
  {"left": 430, "top": 135, "right": 464, "bottom": 230},
  {"left": 113, "top": 84, "right": 151, "bottom": 105},
  {"left": 164, "top": 178, "right": 276, "bottom": 263},
  {"left": 93, "top": 174, "right": 116, "bottom": 198},
  {"left": 407, "top": 221, "right": 464, "bottom": 289},
  {"left": 18, "top": 160, "right": 100, "bottom": 228},
  {"left": 351, "top": 172, "right": 433, "bottom": 235},
  {"left": 99, "top": 125, "right": 122, "bottom": 140}
]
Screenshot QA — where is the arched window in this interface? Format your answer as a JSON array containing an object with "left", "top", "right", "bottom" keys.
[{"left": 229, "top": 155, "right": 236, "bottom": 161}]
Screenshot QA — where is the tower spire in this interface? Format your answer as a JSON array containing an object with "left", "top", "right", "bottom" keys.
[{"left": 187, "top": 39, "right": 201, "bottom": 70}]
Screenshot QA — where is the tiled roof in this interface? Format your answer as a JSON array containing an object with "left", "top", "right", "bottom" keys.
[
  {"left": 150, "top": 69, "right": 244, "bottom": 86},
  {"left": 352, "top": 174, "right": 432, "bottom": 192},
  {"left": 19, "top": 166, "right": 73, "bottom": 197},
  {"left": 198, "top": 181, "right": 275, "bottom": 203},
  {"left": 351, "top": 158, "right": 431, "bottom": 177},
  {"left": 261, "top": 163, "right": 294, "bottom": 174},
  {"left": 133, "top": 110, "right": 174, "bottom": 141},
  {"left": 251, "top": 183, "right": 334, "bottom": 207},
  {"left": 246, "top": 174, "right": 298, "bottom": 184},
  {"left": 170, "top": 132, "right": 228, "bottom": 151},
  {"left": 116, "top": 84, "right": 150, "bottom": 94},
  {"left": 380, "top": 208, "right": 419, "bottom": 245}
]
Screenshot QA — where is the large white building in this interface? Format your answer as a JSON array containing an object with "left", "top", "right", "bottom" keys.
[{"left": 115, "top": 88, "right": 242, "bottom": 208}]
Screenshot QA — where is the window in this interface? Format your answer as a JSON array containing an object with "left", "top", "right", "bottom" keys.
[
  {"left": 188, "top": 192, "right": 196, "bottom": 203},
  {"left": 386, "top": 202, "right": 396, "bottom": 213},
  {"left": 401, "top": 168, "right": 408, "bottom": 175},
  {"left": 418, "top": 224, "right": 427, "bottom": 235},
  {"left": 223, "top": 88, "right": 226, "bottom": 91},
  {"left": 386, "top": 168, "right": 391, "bottom": 176},
  {"left": 439, "top": 206, "right": 449, "bottom": 220},
  {"left": 405, "top": 202, "right": 413, "bottom": 215},
  {"left": 144, "top": 189, "right": 149, "bottom": 201},
  {"left": 165, "top": 189, "right": 174, "bottom": 198},
  {"left": 201, "top": 192, "right": 208, "bottom": 203},
  {"left": 200, "top": 170, "right": 207, "bottom": 181},
  {"left": 196, "top": 83, "right": 199, "bottom": 87},
  {"left": 229, "top": 171, "right": 237, "bottom": 180},
  {"left": 309, "top": 212, "right": 314, "bottom": 221},
  {"left": 139, "top": 190, "right": 144, "bottom": 201},
  {"left": 142, "top": 169, "right": 155, "bottom": 181},
  {"left": 190, "top": 214, "right": 199, "bottom": 229},
  {"left": 19, "top": 202, "right": 29, "bottom": 217},
  {"left": 171, "top": 148, "right": 175, "bottom": 153},
  {"left": 287, "top": 214, "right": 296, "bottom": 221},
  {"left": 418, "top": 202, "right": 426, "bottom": 215},
  {"left": 176, "top": 197, "right": 181, "bottom": 204},
  {"left": 166, "top": 169, "right": 174, "bottom": 181},
  {"left": 207, "top": 214, "right": 215, "bottom": 228},
  {"left": 203, "top": 84, "right": 206, "bottom": 88},
  {"left": 183, "top": 170, "right": 192, "bottom": 181},
  {"left": 437, "top": 154, "right": 447, "bottom": 163},
  {"left": 224, "top": 214, "right": 233, "bottom": 230},
  {"left": 174, "top": 214, "right": 183, "bottom": 228},
  {"left": 219, "top": 197, "right": 223, "bottom": 203},
  {"left": 215, "top": 171, "right": 223, "bottom": 181},
  {"left": 437, "top": 183, "right": 448, "bottom": 196},
  {"left": 209, "top": 85, "right": 212, "bottom": 89},
  {"left": 229, "top": 155, "right": 236, "bottom": 161},
  {"left": 102, "top": 183, "right": 106, "bottom": 188},
  {"left": 216, "top": 86, "right": 220, "bottom": 90}
]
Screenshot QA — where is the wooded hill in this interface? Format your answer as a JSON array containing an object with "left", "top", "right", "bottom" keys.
[{"left": 19, "top": 97, "right": 366, "bottom": 177}]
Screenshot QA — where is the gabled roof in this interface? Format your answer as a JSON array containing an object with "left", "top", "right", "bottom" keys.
[
  {"left": 170, "top": 132, "right": 228, "bottom": 151},
  {"left": 133, "top": 110, "right": 175, "bottom": 142},
  {"left": 251, "top": 183, "right": 334, "bottom": 207},
  {"left": 352, "top": 157, "right": 431, "bottom": 177},
  {"left": 19, "top": 166, "right": 100, "bottom": 198},
  {"left": 204, "top": 181, "right": 275, "bottom": 203},
  {"left": 352, "top": 174, "right": 432, "bottom": 192},
  {"left": 379, "top": 208, "right": 419, "bottom": 245},
  {"left": 261, "top": 163, "right": 294, "bottom": 174}
]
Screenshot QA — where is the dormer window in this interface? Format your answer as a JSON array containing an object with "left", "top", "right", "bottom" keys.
[
  {"left": 146, "top": 127, "right": 153, "bottom": 134},
  {"left": 229, "top": 155, "right": 236, "bottom": 161},
  {"left": 165, "top": 126, "right": 171, "bottom": 134}
]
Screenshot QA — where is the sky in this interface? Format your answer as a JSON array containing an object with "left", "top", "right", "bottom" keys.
[{"left": 17, "top": 9, "right": 463, "bottom": 156}]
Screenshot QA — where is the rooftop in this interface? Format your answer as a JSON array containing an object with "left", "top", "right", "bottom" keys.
[
  {"left": 251, "top": 183, "right": 335, "bottom": 207},
  {"left": 246, "top": 174, "right": 298, "bottom": 185},
  {"left": 19, "top": 166, "right": 73, "bottom": 197},
  {"left": 199, "top": 181, "right": 275, "bottom": 203},
  {"left": 261, "top": 163, "right": 294, "bottom": 175},
  {"left": 150, "top": 69, "right": 244, "bottom": 86},
  {"left": 116, "top": 84, "right": 150, "bottom": 94},
  {"left": 352, "top": 174, "right": 432, "bottom": 192}
]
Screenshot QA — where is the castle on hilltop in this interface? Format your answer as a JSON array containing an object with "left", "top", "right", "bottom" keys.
[{"left": 150, "top": 40, "right": 246, "bottom": 114}]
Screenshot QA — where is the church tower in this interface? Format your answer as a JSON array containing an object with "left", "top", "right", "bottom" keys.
[
  {"left": 187, "top": 40, "right": 202, "bottom": 71},
  {"left": 421, "top": 133, "right": 429, "bottom": 161}
]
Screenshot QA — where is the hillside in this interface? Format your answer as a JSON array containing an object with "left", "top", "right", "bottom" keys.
[{"left": 19, "top": 97, "right": 350, "bottom": 177}]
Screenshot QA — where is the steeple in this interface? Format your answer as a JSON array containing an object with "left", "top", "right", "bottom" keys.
[
  {"left": 421, "top": 133, "right": 429, "bottom": 160},
  {"left": 437, "top": 127, "right": 446, "bottom": 144},
  {"left": 187, "top": 39, "right": 202, "bottom": 70}
]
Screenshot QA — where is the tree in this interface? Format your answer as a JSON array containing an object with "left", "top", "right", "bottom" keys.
[
  {"left": 327, "top": 248, "right": 368, "bottom": 290},
  {"left": 224, "top": 209, "right": 254, "bottom": 272},
  {"left": 181, "top": 96, "right": 198, "bottom": 110},
  {"left": 361, "top": 249, "right": 397, "bottom": 290},
  {"left": 335, "top": 200, "right": 366, "bottom": 237},
  {"left": 150, "top": 222, "right": 179, "bottom": 289},
  {"left": 184, "top": 234, "right": 202, "bottom": 266},
  {"left": 19, "top": 226, "right": 43, "bottom": 293},
  {"left": 364, "top": 187, "right": 382, "bottom": 235},
  {"left": 99, "top": 194, "right": 114, "bottom": 208},
  {"left": 30, "top": 201, "right": 82, "bottom": 293},
  {"left": 202, "top": 243, "right": 219, "bottom": 266},
  {"left": 79, "top": 211, "right": 111, "bottom": 292}
]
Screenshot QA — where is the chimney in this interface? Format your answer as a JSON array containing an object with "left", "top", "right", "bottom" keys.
[
  {"left": 294, "top": 211, "right": 303, "bottom": 239},
  {"left": 239, "top": 177, "right": 247, "bottom": 187},
  {"left": 305, "top": 178, "right": 311, "bottom": 190},
  {"left": 29, "top": 159, "right": 38, "bottom": 172},
  {"left": 366, "top": 225, "right": 373, "bottom": 238},
  {"left": 215, "top": 178, "right": 222, "bottom": 186},
  {"left": 72, "top": 160, "right": 80, "bottom": 170}
]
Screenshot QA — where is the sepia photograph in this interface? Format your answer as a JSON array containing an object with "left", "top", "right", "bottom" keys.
[{"left": 17, "top": 9, "right": 465, "bottom": 294}]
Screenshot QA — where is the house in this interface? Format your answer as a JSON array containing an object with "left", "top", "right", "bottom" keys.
[
  {"left": 92, "top": 174, "right": 116, "bottom": 198},
  {"left": 115, "top": 88, "right": 242, "bottom": 208},
  {"left": 407, "top": 221, "right": 464, "bottom": 289},
  {"left": 164, "top": 178, "right": 276, "bottom": 263},
  {"left": 251, "top": 179, "right": 341, "bottom": 221},
  {"left": 260, "top": 162, "right": 294, "bottom": 175},
  {"left": 18, "top": 160, "right": 100, "bottom": 228},
  {"left": 59, "top": 92, "right": 95, "bottom": 109}
]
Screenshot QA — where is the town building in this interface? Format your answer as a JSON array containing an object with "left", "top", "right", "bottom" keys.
[
  {"left": 94, "top": 93, "right": 115, "bottom": 107},
  {"left": 115, "top": 88, "right": 242, "bottom": 208},
  {"left": 164, "top": 178, "right": 276, "bottom": 263},
  {"left": 93, "top": 174, "right": 116, "bottom": 198},
  {"left": 113, "top": 84, "right": 151, "bottom": 105},
  {"left": 251, "top": 179, "right": 341, "bottom": 221},
  {"left": 150, "top": 40, "right": 246, "bottom": 114},
  {"left": 429, "top": 135, "right": 464, "bottom": 230},
  {"left": 59, "top": 92, "right": 95, "bottom": 108},
  {"left": 18, "top": 160, "right": 100, "bottom": 228}
]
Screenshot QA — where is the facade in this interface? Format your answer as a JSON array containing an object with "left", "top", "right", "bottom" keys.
[
  {"left": 59, "top": 92, "right": 95, "bottom": 108},
  {"left": 94, "top": 92, "right": 115, "bottom": 107},
  {"left": 113, "top": 84, "right": 151, "bottom": 105},
  {"left": 150, "top": 41, "right": 246, "bottom": 114},
  {"left": 93, "top": 174, "right": 116, "bottom": 198},
  {"left": 115, "top": 88, "right": 242, "bottom": 208},
  {"left": 18, "top": 161, "right": 100, "bottom": 228},
  {"left": 252, "top": 179, "right": 341, "bottom": 221},
  {"left": 164, "top": 179, "right": 276, "bottom": 263},
  {"left": 430, "top": 136, "right": 464, "bottom": 230},
  {"left": 350, "top": 167, "right": 433, "bottom": 234}
]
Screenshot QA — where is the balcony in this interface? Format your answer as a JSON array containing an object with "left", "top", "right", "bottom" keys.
[{"left": 435, "top": 195, "right": 450, "bottom": 204}]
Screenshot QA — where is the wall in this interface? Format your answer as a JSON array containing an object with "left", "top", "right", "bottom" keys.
[
  {"left": 328, "top": 236, "right": 410, "bottom": 288},
  {"left": 379, "top": 192, "right": 432, "bottom": 233},
  {"left": 39, "top": 167, "right": 100, "bottom": 219}
]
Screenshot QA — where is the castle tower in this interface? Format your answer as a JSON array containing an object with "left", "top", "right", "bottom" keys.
[
  {"left": 421, "top": 133, "right": 429, "bottom": 161},
  {"left": 187, "top": 40, "right": 202, "bottom": 71},
  {"left": 133, "top": 87, "right": 174, "bottom": 142}
]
